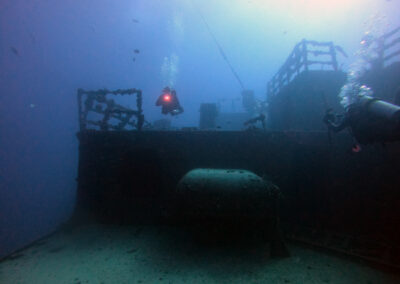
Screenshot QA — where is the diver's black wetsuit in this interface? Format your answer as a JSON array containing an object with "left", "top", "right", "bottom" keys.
[
  {"left": 244, "top": 114, "right": 266, "bottom": 129},
  {"left": 324, "top": 98, "right": 400, "bottom": 145},
  {"left": 156, "top": 89, "right": 184, "bottom": 116}
]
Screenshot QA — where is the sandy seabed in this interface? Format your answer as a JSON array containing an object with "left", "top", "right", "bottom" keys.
[{"left": 1, "top": 224, "right": 399, "bottom": 284}]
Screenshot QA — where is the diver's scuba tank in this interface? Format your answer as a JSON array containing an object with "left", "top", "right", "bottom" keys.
[
  {"left": 355, "top": 95, "right": 400, "bottom": 144},
  {"left": 359, "top": 95, "right": 400, "bottom": 123}
]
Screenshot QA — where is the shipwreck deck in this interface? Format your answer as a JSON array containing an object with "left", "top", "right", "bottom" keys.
[
  {"left": 73, "top": 130, "right": 400, "bottom": 267},
  {"left": 2, "top": 224, "right": 400, "bottom": 284}
]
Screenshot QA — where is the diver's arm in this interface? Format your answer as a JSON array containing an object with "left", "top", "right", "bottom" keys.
[
  {"left": 155, "top": 95, "right": 163, "bottom": 106},
  {"left": 244, "top": 114, "right": 265, "bottom": 126},
  {"left": 323, "top": 110, "right": 349, "bottom": 133},
  {"left": 324, "top": 115, "right": 348, "bottom": 133}
]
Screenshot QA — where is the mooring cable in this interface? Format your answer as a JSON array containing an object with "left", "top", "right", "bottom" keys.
[{"left": 191, "top": 0, "right": 246, "bottom": 91}]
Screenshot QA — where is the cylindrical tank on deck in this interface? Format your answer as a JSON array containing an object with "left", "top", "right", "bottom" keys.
[{"left": 174, "top": 168, "right": 279, "bottom": 220}]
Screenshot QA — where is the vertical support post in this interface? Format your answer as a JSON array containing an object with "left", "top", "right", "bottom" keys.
[
  {"left": 295, "top": 44, "right": 300, "bottom": 76},
  {"left": 77, "top": 88, "right": 85, "bottom": 131},
  {"left": 375, "top": 36, "right": 385, "bottom": 70},
  {"left": 136, "top": 90, "right": 144, "bottom": 131},
  {"left": 329, "top": 42, "right": 338, "bottom": 71},
  {"left": 302, "top": 40, "right": 308, "bottom": 72}
]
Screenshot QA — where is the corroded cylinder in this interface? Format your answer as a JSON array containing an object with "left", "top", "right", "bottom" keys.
[{"left": 174, "top": 168, "right": 278, "bottom": 221}]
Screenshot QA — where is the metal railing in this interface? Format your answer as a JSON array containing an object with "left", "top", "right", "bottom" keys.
[
  {"left": 267, "top": 26, "right": 400, "bottom": 100},
  {"left": 379, "top": 26, "right": 400, "bottom": 68},
  {"left": 78, "top": 88, "right": 144, "bottom": 131},
  {"left": 267, "top": 39, "right": 347, "bottom": 99}
]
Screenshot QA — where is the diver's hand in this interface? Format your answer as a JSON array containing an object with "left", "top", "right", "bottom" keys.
[{"left": 323, "top": 109, "right": 335, "bottom": 124}]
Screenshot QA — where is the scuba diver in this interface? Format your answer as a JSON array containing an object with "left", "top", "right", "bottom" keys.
[
  {"left": 156, "top": 87, "right": 184, "bottom": 116},
  {"left": 244, "top": 113, "right": 266, "bottom": 130},
  {"left": 242, "top": 90, "right": 268, "bottom": 130},
  {"left": 323, "top": 85, "right": 400, "bottom": 149}
]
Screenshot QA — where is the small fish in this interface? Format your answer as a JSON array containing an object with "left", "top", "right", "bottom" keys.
[
  {"left": 29, "top": 103, "right": 36, "bottom": 108},
  {"left": 132, "top": 58, "right": 136, "bottom": 62},
  {"left": 134, "top": 49, "right": 140, "bottom": 54},
  {"left": 132, "top": 18, "right": 139, "bottom": 23},
  {"left": 10, "top": 46, "right": 19, "bottom": 56},
  {"left": 283, "top": 30, "right": 288, "bottom": 35}
]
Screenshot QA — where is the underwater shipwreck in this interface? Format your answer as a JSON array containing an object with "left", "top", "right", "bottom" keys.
[
  {"left": 2, "top": 26, "right": 400, "bottom": 283},
  {"left": 72, "top": 27, "right": 400, "bottom": 268}
]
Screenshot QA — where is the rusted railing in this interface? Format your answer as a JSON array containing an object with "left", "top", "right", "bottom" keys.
[
  {"left": 78, "top": 88, "right": 144, "bottom": 131},
  {"left": 267, "top": 39, "right": 347, "bottom": 99}
]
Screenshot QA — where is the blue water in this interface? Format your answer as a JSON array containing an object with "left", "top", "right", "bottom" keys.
[{"left": 0, "top": 0, "right": 399, "bottom": 258}]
